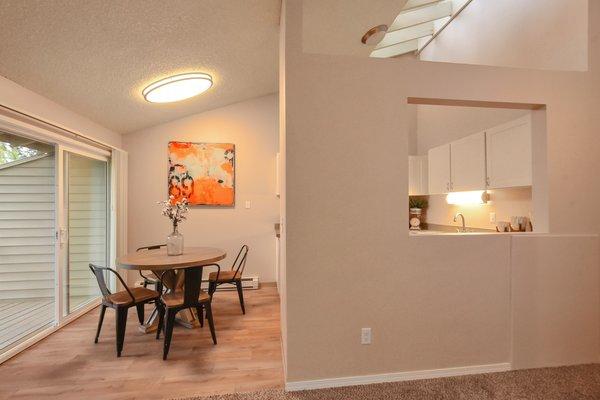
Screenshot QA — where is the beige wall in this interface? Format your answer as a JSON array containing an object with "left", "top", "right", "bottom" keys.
[
  {"left": 123, "top": 94, "right": 280, "bottom": 282},
  {"left": 282, "top": 0, "right": 600, "bottom": 384},
  {"left": 511, "top": 235, "right": 600, "bottom": 369},
  {"left": 420, "top": 0, "right": 589, "bottom": 71},
  {"left": 426, "top": 187, "right": 532, "bottom": 231},
  {"left": 0, "top": 76, "right": 121, "bottom": 148}
]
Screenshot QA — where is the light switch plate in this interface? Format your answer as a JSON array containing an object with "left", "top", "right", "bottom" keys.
[
  {"left": 245, "top": 200, "right": 251, "bottom": 209},
  {"left": 361, "top": 327, "right": 372, "bottom": 345},
  {"left": 490, "top": 212, "right": 496, "bottom": 223}
]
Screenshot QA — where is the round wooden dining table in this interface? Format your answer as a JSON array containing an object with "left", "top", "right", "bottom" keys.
[{"left": 117, "top": 246, "right": 226, "bottom": 333}]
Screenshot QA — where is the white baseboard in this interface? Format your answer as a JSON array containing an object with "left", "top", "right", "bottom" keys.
[{"left": 285, "top": 362, "right": 512, "bottom": 391}]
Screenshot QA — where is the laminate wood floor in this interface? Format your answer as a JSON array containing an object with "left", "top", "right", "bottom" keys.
[{"left": 0, "top": 286, "right": 283, "bottom": 400}]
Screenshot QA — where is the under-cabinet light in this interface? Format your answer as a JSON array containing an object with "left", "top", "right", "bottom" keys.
[{"left": 446, "top": 190, "right": 488, "bottom": 205}]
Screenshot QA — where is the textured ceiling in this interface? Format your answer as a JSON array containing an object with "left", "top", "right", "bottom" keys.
[{"left": 0, "top": 0, "right": 280, "bottom": 133}]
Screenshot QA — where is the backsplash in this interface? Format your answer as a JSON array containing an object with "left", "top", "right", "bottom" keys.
[{"left": 422, "top": 187, "right": 532, "bottom": 231}]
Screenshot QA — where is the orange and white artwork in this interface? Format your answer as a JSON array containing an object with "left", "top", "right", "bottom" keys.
[{"left": 168, "top": 142, "right": 235, "bottom": 206}]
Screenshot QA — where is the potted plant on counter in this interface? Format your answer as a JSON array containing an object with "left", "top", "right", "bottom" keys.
[{"left": 409, "top": 197, "right": 428, "bottom": 230}]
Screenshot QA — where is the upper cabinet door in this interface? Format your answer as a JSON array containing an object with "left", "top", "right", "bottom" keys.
[
  {"left": 450, "top": 131, "right": 487, "bottom": 192},
  {"left": 428, "top": 144, "right": 451, "bottom": 194},
  {"left": 486, "top": 116, "right": 532, "bottom": 189}
]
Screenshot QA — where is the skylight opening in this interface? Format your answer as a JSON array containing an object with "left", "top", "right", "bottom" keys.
[{"left": 366, "top": 0, "right": 473, "bottom": 58}]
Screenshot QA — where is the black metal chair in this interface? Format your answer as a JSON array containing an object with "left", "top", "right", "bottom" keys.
[
  {"left": 155, "top": 267, "right": 217, "bottom": 360},
  {"left": 136, "top": 244, "right": 166, "bottom": 290},
  {"left": 135, "top": 244, "right": 167, "bottom": 326},
  {"left": 208, "top": 245, "right": 249, "bottom": 314},
  {"left": 89, "top": 264, "right": 160, "bottom": 357}
]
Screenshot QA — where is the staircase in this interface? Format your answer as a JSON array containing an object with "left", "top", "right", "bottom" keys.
[{"left": 370, "top": 0, "right": 473, "bottom": 58}]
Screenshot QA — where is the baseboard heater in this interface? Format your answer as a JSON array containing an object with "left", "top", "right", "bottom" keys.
[
  {"left": 200, "top": 275, "right": 259, "bottom": 291},
  {"left": 134, "top": 276, "right": 259, "bottom": 291}
]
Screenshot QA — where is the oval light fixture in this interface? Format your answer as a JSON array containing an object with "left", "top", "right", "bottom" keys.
[{"left": 142, "top": 73, "right": 213, "bottom": 103}]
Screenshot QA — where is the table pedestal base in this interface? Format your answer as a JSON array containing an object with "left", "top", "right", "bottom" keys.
[{"left": 138, "top": 307, "right": 199, "bottom": 333}]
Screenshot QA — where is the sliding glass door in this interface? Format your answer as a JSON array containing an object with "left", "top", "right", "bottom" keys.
[
  {"left": 63, "top": 152, "right": 109, "bottom": 314},
  {"left": 0, "top": 128, "right": 112, "bottom": 360},
  {"left": 0, "top": 133, "right": 56, "bottom": 353}
]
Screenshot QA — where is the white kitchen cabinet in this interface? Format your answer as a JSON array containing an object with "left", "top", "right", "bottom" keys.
[
  {"left": 450, "top": 131, "right": 487, "bottom": 191},
  {"left": 486, "top": 115, "right": 532, "bottom": 188},
  {"left": 408, "top": 155, "right": 428, "bottom": 195},
  {"left": 428, "top": 144, "right": 451, "bottom": 194}
]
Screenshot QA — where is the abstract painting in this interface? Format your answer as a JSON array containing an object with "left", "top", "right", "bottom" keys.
[{"left": 168, "top": 142, "right": 235, "bottom": 206}]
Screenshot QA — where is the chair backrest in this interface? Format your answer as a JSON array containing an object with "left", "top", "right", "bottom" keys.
[
  {"left": 182, "top": 267, "right": 203, "bottom": 306},
  {"left": 231, "top": 245, "right": 249, "bottom": 276},
  {"left": 136, "top": 245, "right": 166, "bottom": 280},
  {"left": 89, "top": 263, "right": 134, "bottom": 302},
  {"left": 136, "top": 244, "right": 166, "bottom": 252}
]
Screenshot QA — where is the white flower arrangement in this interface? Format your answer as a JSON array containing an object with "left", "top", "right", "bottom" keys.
[{"left": 158, "top": 196, "right": 189, "bottom": 228}]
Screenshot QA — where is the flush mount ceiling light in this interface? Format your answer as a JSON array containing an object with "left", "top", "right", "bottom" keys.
[
  {"left": 142, "top": 73, "right": 213, "bottom": 103},
  {"left": 361, "top": 24, "right": 388, "bottom": 45}
]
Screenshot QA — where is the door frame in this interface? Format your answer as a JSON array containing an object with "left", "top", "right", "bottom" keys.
[{"left": 57, "top": 145, "right": 111, "bottom": 321}]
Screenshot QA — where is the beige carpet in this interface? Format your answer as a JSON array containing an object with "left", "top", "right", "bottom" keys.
[{"left": 177, "top": 364, "right": 600, "bottom": 400}]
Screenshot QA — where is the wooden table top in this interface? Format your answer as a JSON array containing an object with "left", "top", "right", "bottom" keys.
[{"left": 117, "top": 246, "right": 226, "bottom": 270}]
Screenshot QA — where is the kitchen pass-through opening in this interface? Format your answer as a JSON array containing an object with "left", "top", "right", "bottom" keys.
[{"left": 406, "top": 97, "right": 548, "bottom": 235}]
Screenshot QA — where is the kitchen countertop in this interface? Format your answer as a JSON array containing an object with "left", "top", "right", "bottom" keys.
[
  {"left": 409, "top": 229, "right": 530, "bottom": 236},
  {"left": 409, "top": 222, "right": 536, "bottom": 235}
]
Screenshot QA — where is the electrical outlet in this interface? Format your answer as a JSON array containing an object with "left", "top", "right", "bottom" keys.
[
  {"left": 361, "top": 327, "right": 372, "bottom": 345},
  {"left": 490, "top": 212, "right": 496, "bottom": 223}
]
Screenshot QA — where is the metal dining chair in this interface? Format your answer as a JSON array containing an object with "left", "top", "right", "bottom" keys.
[
  {"left": 207, "top": 245, "right": 249, "bottom": 314},
  {"left": 135, "top": 244, "right": 167, "bottom": 325},
  {"left": 136, "top": 244, "right": 166, "bottom": 290},
  {"left": 89, "top": 264, "right": 160, "bottom": 357},
  {"left": 155, "top": 267, "right": 217, "bottom": 360}
]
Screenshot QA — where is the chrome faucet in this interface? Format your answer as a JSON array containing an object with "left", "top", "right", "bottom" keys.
[{"left": 454, "top": 213, "right": 466, "bottom": 233}]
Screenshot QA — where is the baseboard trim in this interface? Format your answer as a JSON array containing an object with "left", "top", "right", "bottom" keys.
[{"left": 285, "top": 362, "right": 512, "bottom": 391}]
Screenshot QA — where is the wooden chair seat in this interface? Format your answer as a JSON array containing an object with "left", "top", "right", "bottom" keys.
[
  {"left": 208, "top": 270, "right": 241, "bottom": 283},
  {"left": 161, "top": 290, "right": 210, "bottom": 307},
  {"left": 107, "top": 287, "right": 160, "bottom": 305}
]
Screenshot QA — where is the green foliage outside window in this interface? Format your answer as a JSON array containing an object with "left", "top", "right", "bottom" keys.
[{"left": 0, "top": 141, "right": 41, "bottom": 164}]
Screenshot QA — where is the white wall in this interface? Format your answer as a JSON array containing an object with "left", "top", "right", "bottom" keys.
[
  {"left": 0, "top": 76, "right": 121, "bottom": 148},
  {"left": 123, "top": 94, "right": 279, "bottom": 283},
  {"left": 420, "top": 0, "right": 589, "bottom": 71}
]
